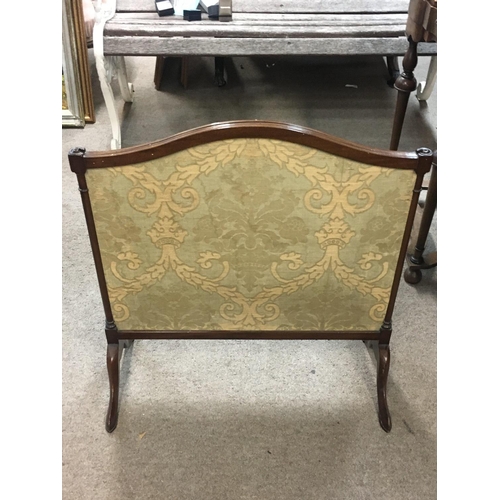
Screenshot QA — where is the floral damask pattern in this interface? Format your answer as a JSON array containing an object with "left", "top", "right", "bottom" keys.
[{"left": 86, "top": 139, "right": 416, "bottom": 331}]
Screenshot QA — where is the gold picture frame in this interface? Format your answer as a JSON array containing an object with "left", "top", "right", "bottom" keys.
[{"left": 62, "top": 0, "right": 95, "bottom": 126}]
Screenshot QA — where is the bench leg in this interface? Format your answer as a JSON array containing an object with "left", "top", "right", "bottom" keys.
[
  {"left": 95, "top": 55, "right": 133, "bottom": 149},
  {"left": 95, "top": 56, "right": 121, "bottom": 149},
  {"left": 417, "top": 55, "right": 437, "bottom": 101},
  {"left": 93, "top": 1, "right": 133, "bottom": 149},
  {"left": 386, "top": 56, "right": 400, "bottom": 87},
  {"left": 215, "top": 57, "right": 226, "bottom": 87},
  {"left": 154, "top": 56, "right": 166, "bottom": 90},
  {"left": 115, "top": 56, "right": 134, "bottom": 102},
  {"left": 181, "top": 57, "right": 189, "bottom": 89}
]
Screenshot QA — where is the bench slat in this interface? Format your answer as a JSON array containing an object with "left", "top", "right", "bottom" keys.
[
  {"left": 105, "top": 22, "right": 404, "bottom": 38},
  {"left": 232, "top": 0, "right": 409, "bottom": 13},
  {"left": 232, "top": 13, "right": 408, "bottom": 22},
  {"left": 109, "top": 12, "right": 408, "bottom": 25},
  {"left": 106, "top": 24, "right": 405, "bottom": 38},
  {"left": 117, "top": 0, "right": 410, "bottom": 14},
  {"left": 104, "top": 35, "right": 437, "bottom": 56},
  {"left": 117, "top": 0, "right": 155, "bottom": 12}
]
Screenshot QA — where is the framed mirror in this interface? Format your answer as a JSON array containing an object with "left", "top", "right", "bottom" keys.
[{"left": 62, "top": 0, "right": 95, "bottom": 127}]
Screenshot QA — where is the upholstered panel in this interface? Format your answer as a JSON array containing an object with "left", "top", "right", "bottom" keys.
[{"left": 86, "top": 138, "right": 416, "bottom": 331}]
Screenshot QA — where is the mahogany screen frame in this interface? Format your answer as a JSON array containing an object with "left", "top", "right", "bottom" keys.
[{"left": 68, "top": 120, "right": 433, "bottom": 433}]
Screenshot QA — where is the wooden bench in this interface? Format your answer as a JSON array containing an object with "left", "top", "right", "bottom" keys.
[{"left": 93, "top": 0, "right": 437, "bottom": 149}]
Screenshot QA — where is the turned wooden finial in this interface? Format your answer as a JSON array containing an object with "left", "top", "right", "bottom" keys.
[{"left": 395, "top": 37, "right": 418, "bottom": 94}]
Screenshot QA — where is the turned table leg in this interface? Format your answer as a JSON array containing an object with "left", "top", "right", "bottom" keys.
[
  {"left": 404, "top": 152, "right": 437, "bottom": 284},
  {"left": 390, "top": 37, "right": 418, "bottom": 151}
]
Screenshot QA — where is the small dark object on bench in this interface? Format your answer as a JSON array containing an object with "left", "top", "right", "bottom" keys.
[
  {"left": 184, "top": 9, "right": 202, "bottom": 21},
  {"left": 208, "top": 5, "right": 219, "bottom": 19},
  {"left": 155, "top": 0, "right": 174, "bottom": 16}
]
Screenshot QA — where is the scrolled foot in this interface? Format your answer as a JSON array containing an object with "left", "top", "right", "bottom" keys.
[
  {"left": 377, "top": 344, "right": 392, "bottom": 432},
  {"left": 106, "top": 412, "right": 118, "bottom": 433},
  {"left": 106, "top": 343, "right": 120, "bottom": 433},
  {"left": 378, "top": 406, "right": 392, "bottom": 433},
  {"left": 404, "top": 267, "right": 422, "bottom": 284}
]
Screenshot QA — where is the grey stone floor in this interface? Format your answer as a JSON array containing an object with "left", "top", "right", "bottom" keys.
[{"left": 62, "top": 53, "right": 437, "bottom": 500}]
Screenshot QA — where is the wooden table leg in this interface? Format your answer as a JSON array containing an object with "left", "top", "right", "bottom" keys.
[
  {"left": 389, "top": 37, "right": 418, "bottom": 151},
  {"left": 404, "top": 152, "right": 437, "bottom": 284}
]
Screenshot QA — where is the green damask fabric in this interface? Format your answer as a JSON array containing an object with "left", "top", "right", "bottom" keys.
[{"left": 86, "top": 138, "right": 416, "bottom": 331}]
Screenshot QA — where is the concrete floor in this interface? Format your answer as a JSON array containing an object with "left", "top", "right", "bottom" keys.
[{"left": 62, "top": 52, "right": 437, "bottom": 500}]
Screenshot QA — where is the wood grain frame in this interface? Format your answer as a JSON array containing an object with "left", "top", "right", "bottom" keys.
[
  {"left": 69, "top": 120, "right": 433, "bottom": 340},
  {"left": 68, "top": 120, "right": 433, "bottom": 432},
  {"left": 62, "top": 0, "right": 95, "bottom": 126}
]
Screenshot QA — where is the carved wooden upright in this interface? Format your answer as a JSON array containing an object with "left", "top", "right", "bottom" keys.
[{"left": 390, "top": 0, "right": 437, "bottom": 150}]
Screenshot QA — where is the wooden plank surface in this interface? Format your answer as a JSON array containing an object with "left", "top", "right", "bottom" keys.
[
  {"left": 231, "top": 0, "right": 410, "bottom": 13},
  {"left": 232, "top": 13, "right": 408, "bottom": 23},
  {"left": 117, "top": 0, "right": 410, "bottom": 14},
  {"left": 105, "top": 23, "right": 404, "bottom": 38},
  {"left": 104, "top": 35, "right": 437, "bottom": 56},
  {"left": 117, "top": 0, "right": 155, "bottom": 12},
  {"left": 110, "top": 0, "right": 437, "bottom": 59},
  {"left": 109, "top": 12, "right": 408, "bottom": 25}
]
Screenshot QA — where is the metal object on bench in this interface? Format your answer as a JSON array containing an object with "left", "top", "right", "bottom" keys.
[
  {"left": 155, "top": 0, "right": 174, "bottom": 16},
  {"left": 183, "top": 9, "right": 202, "bottom": 21},
  {"left": 68, "top": 120, "right": 434, "bottom": 433},
  {"left": 218, "top": 0, "right": 232, "bottom": 21}
]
